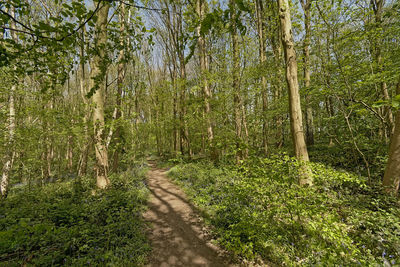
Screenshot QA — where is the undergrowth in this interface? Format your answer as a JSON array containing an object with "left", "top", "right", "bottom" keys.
[
  {"left": 0, "top": 164, "right": 150, "bottom": 266},
  {"left": 168, "top": 155, "right": 400, "bottom": 266}
]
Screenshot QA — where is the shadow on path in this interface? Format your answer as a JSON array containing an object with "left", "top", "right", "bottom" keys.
[{"left": 144, "top": 163, "right": 234, "bottom": 267}]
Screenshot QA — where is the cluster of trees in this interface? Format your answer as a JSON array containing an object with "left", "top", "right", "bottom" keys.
[{"left": 1, "top": 0, "right": 400, "bottom": 197}]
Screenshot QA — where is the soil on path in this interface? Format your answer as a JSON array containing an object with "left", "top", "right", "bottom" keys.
[{"left": 144, "top": 162, "right": 235, "bottom": 267}]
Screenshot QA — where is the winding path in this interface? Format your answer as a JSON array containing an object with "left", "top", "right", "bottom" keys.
[{"left": 144, "top": 163, "right": 235, "bottom": 267}]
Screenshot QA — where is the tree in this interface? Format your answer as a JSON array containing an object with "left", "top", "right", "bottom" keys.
[
  {"left": 382, "top": 78, "right": 400, "bottom": 193},
  {"left": 1, "top": 6, "right": 17, "bottom": 198},
  {"left": 78, "top": 25, "right": 90, "bottom": 177},
  {"left": 370, "top": 0, "right": 394, "bottom": 138},
  {"left": 300, "top": 0, "right": 314, "bottom": 146},
  {"left": 90, "top": 0, "right": 111, "bottom": 189},
  {"left": 196, "top": 0, "right": 215, "bottom": 158},
  {"left": 230, "top": 0, "right": 243, "bottom": 164},
  {"left": 112, "top": 2, "right": 128, "bottom": 171},
  {"left": 255, "top": 0, "right": 268, "bottom": 155},
  {"left": 277, "top": 0, "right": 312, "bottom": 185}
]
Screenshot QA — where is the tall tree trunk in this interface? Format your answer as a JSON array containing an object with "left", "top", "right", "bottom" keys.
[
  {"left": 269, "top": 1, "right": 284, "bottom": 148},
  {"left": 196, "top": 0, "right": 215, "bottom": 158},
  {"left": 278, "top": 0, "right": 312, "bottom": 185},
  {"left": 78, "top": 26, "right": 90, "bottom": 176},
  {"left": 90, "top": 1, "right": 111, "bottom": 189},
  {"left": 172, "top": 65, "right": 179, "bottom": 154},
  {"left": 255, "top": 0, "right": 268, "bottom": 155},
  {"left": 301, "top": 0, "right": 314, "bottom": 146},
  {"left": 66, "top": 135, "right": 73, "bottom": 171},
  {"left": 112, "top": 3, "right": 127, "bottom": 172},
  {"left": 383, "top": 111, "right": 400, "bottom": 193},
  {"left": 371, "top": 0, "right": 393, "bottom": 136},
  {"left": 41, "top": 97, "right": 53, "bottom": 183},
  {"left": 66, "top": 77, "right": 74, "bottom": 172},
  {"left": 319, "top": 31, "right": 335, "bottom": 146},
  {"left": 230, "top": 0, "right": 242, "bottom": 164},
  {"left": 176, "top": 6, "right": 191, "bottom": 158},
  {"left": 242, "top": 103, "right": 249, "bottom": 158},
  {"left": 1, "top": 8, "right": 17, "bottom": 198},
  {"left": 178, "top": 54, "right": 189, "bottom": 156},
  {"left": 383, "top": 77, "right": 400, "bottom": 194}
]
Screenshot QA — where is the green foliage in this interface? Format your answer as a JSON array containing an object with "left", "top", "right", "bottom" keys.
[
  {"left": 0, "top": 166, "right": 150, "bottom": 266},
  {"left": 308, "top": 143, "right": 388, "bottom": 180},
  {"left": 168, "top": 158, "right": 400, "bottom": 266}
]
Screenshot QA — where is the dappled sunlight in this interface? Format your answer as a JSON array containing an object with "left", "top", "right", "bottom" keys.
[{"left": 144, "top": 167, "right": 234, "bottom": 267}]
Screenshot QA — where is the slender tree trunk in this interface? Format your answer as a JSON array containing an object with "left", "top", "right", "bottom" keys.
[
  {"left": 319, "top": 31, "right": 335, "bottom": 146},
  {"left": 66, "top": 78, "right": 74, "bottom": 172},
  {"left": 178, "top": 55, "right": 189, "bottom": 156},
  {"left": 371, "top": 0, "right": 393, "bottom": 136},
  {"left": 383, "top": 110, "right": 400, "bottom": 193},
  {"left": 162, "top": 2, "right": 180, "bottom": 155},
  {"left": 1, "top": 7, "right": 17, "bottom": 198},
  {"left": 278, "top": 0, "right": 312, "bottom": 185},
  {"left": 383, "top": 77, "right": 400, "bottom": 193},
  {"left": 41, "top": 89, "right": 54, "bottom": 184},
  {"left": 172, "top": 67, "right": 179, "bottom": 154},
  {"left": 66, "top": 135, "right": 73, "bottom": 171},
  {"left": 78, "top": 26, "right": 90, "bottom": 176},
  {"left": 176, "top": 6, "right": 191, "bottom": 158},
  {"left": 255, "top": 0, "right": 268, "bottom": 155},
  {"left": 196, "top": 0, "right": 215, "bottom": 158},
  {"left": 230, "top": 0, "right": 242, "bottom": 164},
  {"left": 301, "top": 0, "right": 314, "bottom": 146},
  {"left": 90, "top": 1, "right": 111, "bottom": 189},
  {"left": 269, "top": 2, "right": 284, "bottom": 148},
  {"left": 112, "top": 3, "right": 127, "bottom": 172},
  {"left": 242, "top": 103, "right": 249, "bottom": 158}
]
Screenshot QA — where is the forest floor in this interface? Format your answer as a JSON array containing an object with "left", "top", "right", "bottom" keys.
[{"left": 143, "top": 162, "right": 236, "bottom": 267}]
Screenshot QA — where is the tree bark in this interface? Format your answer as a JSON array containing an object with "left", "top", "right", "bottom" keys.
[
  {"left": 301, "top": 0, "right": 314, "bottom": 146},
  {"left": 1, "top": 7, "right": 17, "bottom": 198},
  {"left": 41, "top": 97, "right": 53, "bottom": 183},
  {"left": 242, "top": 103, "right": 249, "bottom": 158},
  {"left": 382, "top": 109, "right": 400, "bottom": 193},
  {"left": 230, "top": 0, "right": 243, "bottom": 164},
  {"left": 255, "top": 0, "right": 268, "bottom": 155},
  {"left": 371, "top": 0, "right": 394, "bottom": 136},
  {"left": 269, "top": 1, "right": 284, "bottom": 148},
  {"left": 383, "top": 77, "right": 400, "bottom": 193},
  {"left": 278, "top": 0, "right": 312, "bottom": 185},
  {"left": 112, "top": 3, "right": 127, "bottom": 172},
  {"left": 78, "top": 26, "right": 90, "bottom": 177},
  {"left": 176, "top": 6, "right": 191, "bottom": 158},
  {"left": 196, "top": 0, "right": 215, "bottom": 158},
  {"left": 90, "top": 1, "right": 111, "bottom": 189}
]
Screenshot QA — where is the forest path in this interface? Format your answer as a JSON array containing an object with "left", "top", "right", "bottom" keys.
[{"left": 143, "top": 162, "right": 235, "bottom": 267}]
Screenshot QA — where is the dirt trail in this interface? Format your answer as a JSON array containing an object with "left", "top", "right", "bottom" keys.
[{"left": 144, "top": 163, "right": 235, "bottom": 267}]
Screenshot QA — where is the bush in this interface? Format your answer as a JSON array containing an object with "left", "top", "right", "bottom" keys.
[
  {"left": 0, "top": 166, "right": 150, "bottom": 266},
  {"left": 168, "top": 156, "right": 400, "bottom": 266}
]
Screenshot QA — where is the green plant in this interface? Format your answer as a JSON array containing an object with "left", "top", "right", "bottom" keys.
[
  {"left": 168, "top": 157, "right": 400, "bottom": 265},
  {"left": 0, "top": 166, "right": 150, "bottom": 266}
]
